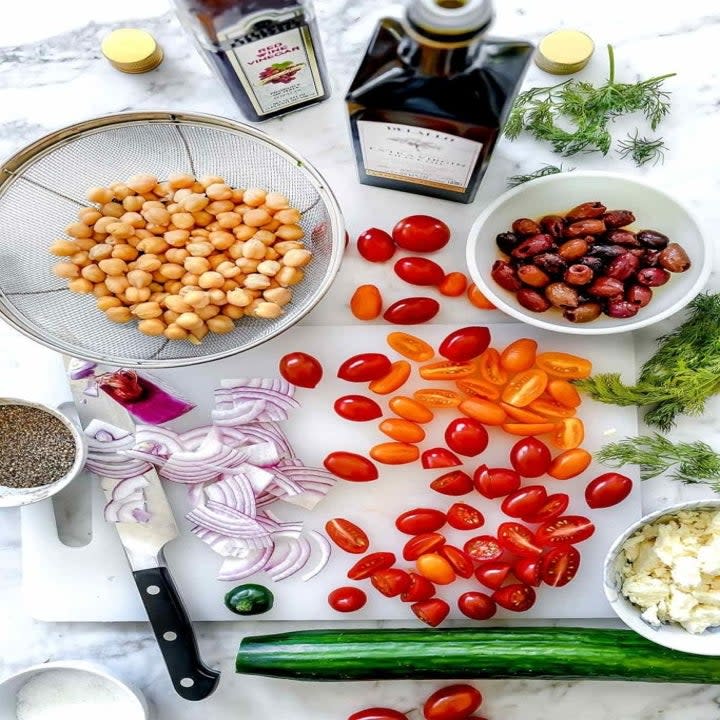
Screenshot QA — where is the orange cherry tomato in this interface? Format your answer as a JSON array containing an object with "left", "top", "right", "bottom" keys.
[
  {"left": 413, "top": 388, "right": 463, "bottom": 408},
  {"left": 501, "top": 422, "right": 558, "bottom": 436},
  {"left": 528, "top": 398, "right": 577, "bottom": 418},
  {"left": 455, "top": 378, "right": 500, "bottom": 401},
  {"left": 477, "top": 348, "right": 507, "bottom": 385},
  {"left": 501, "top": 369, "right": 548, "bottom": 407},
  {"left": 386, "top": 332, "right": 434, "bottom": 362},
  {"left": 535, "top": 352, "right": 592, "bottom": 379},
  {"left": 438, "top": 271, "right": 468, "bottom": 297},
  {"left": 369, "top": 442, "right": 420, "bottom": 465},
  {"left": 388, "top": 395, "right": 434, "bottom": 423},
  {"left": 500, "top": 402, "right": 547, "bottom": 424},
  {"left": 548, "top": 448, "right": 592, "bottom": 479},
  {"left": 547, "top": 379, "right": 582, "bottom": 408},
  {"left": 550, "top": 417, "right": 585, "bottom": 450},
  {"left": 500, "top": 338, "right": 537, "bottom": 372},
  {"left": 467, "top": 283, "right": 496, "bottom": 309},
  {"left": 369, "top": 360, "right": 411, "bottom": 395},
  {"left": 459, "top": 398, "right": 507, "bottom": 426},
  {"left": 379, "top": 418, "right": 426, "bottom": 443},
  {"left": 416, "top": 552, "right": 456, "bottom": 585},
  {"left": 350, "top": 284, "right": 382, "bottom": 321},
  {"left": 420, "top": 360, "right": 477, "bottom": 381}
]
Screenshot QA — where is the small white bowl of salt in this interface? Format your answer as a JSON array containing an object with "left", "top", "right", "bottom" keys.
[{"left": 0, "top": 660, "right": 148, "bottom": 720}]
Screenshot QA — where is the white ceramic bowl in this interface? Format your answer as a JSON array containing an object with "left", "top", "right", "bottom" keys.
[
  {"left": 466, "top": 171, "right": 710, "bottom": 334},
  {"left": 604, "top": 499, "right": 720, "bottom": 656}
]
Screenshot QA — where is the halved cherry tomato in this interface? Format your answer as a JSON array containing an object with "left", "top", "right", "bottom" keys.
[
  {"left": 430, "top": 470, "right": 473, "bottom": 496},
  {"left": 328, "top": 586, "right": 367, "bottom": 612},
  {"left": 477, "top": 348, "right": 507, "bottom": 385},
  {"left": 370, "top": 442, "right": 420, "bottom": 465},
  {"left": 550, "top": 418, "right": 585, "bottom": 450},
  {"left": 439, "top": 271, "right": 468, "bottom": 297},
  {"left": 416, "top": 552, "right": 456, "bottom": 584},
  {"left": 369, "top": 360, "right": 411, "bottom": 395},
  {"left": 279, "top": 351, "right": 323, "bottom": 388},
  {"left": 497, "top": 522, "right": 543, "bottom": 558},
  {"left": 394, "top": 256, "right": 445, "bottom": 286},
  {"left": 439, "top": 327, "right": 491, "bottom": 362},
  {"left": 464, "top": 535, "right": 503, "bottom": 563},
  {"left": 325, "top": 518, "right": 369, "bottom": 554},
  {"left": 414, "top": 388, "right": 463, "bottom": 408},
  {"left": 458, "top": 591, "right": 496, "bottom": 620},
  {"left": 439, "top": 545, "right": 474, "bottom": 578},
  {"left": 501, "top": 422, "right": 558, "bottom": 437},
  {"left": 422, "top": 447, "right": 462, "bottom": 469},
  {"left": 585, "top": 472, "right": 633, "bottom": 509},
  {"left": 392, "top": 215, "right": 450, "bottom": 252},
  {"left": 324, "top": 451, "right": 379, "bottom": 482},
  {"left": 403, "top": 533, "right": 447, "bottom": 561},
  {"left": 423, "top": 684, "right": 482, "bottom": 720},
  {"left": 350, "top": 284, "right": 382, "bottom": 320},
  {"left": 528, "top": 398, "right": 577, "bottom": 419},
  {"left": 371, "top": 568, "right": 412, "bottom": 597},
  {"left": 513, "top": 557, "right": 542, "bottom": 587},
  {"left": 467, "top": 283, "right": 496, "bottom": 310},
  {"left": 395, "top": 508, "right": 446, "bottom": 535},
  {"left": 500, "top": 338, "right": 537, "bottom": 372},
  {"left": 458, "top": 398, "right": 506, "bottom": 426},
  {"left": 420, "top": 360, "right": 477, "bottom": 381},
  {"left": 389, "top": 395, "right": 435, "bottom": 423},
  {"left": 455, "top": 379, "right": 500, "bottom": 401},
  {"left": 357, "top": 227, "right": 395, "bottom": 262},
  {"left": 547, "top": 448, "right": 592, "bottom": 479},
  {"left": 535, "top": 516, "right": 595, "bottom": 547},
  {"left": 386, "top": 332, "right": 434, "bottom": 362},
  {"left": 348, "top": 708, "right": 408, "bottom": 720},
  {"left": 542, "top": 545, "right": 580, "bottom": 587},
  {"left": 501, "top": 485, "right": 548, "bottom": 519},
  {"left": 502, "top": 369, "right": 548, "bottom": 407},
  {"left": 547, "top": 379, "right": 581, "bottom": 408},
  {"left": 475, "top": 561, "right": 512, "bottom": 589},
  {"left": 379, "top": 418, "right": 426, "bottom": 443},
  {"left": 522, "top": 493, "right": 569, "bottom": 524},
  {"left": 347, "top": 552, "right": 396, "bottom": 580},
  {"left": 535, "top": 352, "right": 592, "bottom": 379},
  {"left": 509, "top": 437, "right": 552, "bottom": 478},
  {"left": 334, "top": 395, "right": 383, "bottom": 422},
  {"left": 338, "top": 353, "right": 392, "bottom": 382},
  {"left": 445, "top": 417, "right": 489, "bottom": 457},
  {"left": 500, "top": 403, "right": 546, "bottom": 423},
  {"left": 493, "top": 583, "right": 536, "bottom": 612},
  {"left": 447, "top": 503, "right": 484, "bottom": 530},
  {"left": 383, "top": 297, "right": 440, "bottom": 324},
  {"left": 401, "top": 573, "right": 436, "bottom": 603},
  {"left": 473, "top": 465, "right": 521, "bottom": 499},
  {"left": 411, "top": 598, "right": 450, "bottom": 627}
]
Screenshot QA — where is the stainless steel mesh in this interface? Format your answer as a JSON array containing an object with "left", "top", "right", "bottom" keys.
[{"left": 0, "top": 112, "right": 344, "bottom": 367}]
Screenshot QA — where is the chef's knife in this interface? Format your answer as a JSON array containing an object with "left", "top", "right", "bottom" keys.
[{"left": 68, "top": 376, "right": 220, "bottom": 701}]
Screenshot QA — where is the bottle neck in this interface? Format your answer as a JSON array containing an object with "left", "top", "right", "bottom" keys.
[{"left": 400, "top": 21, "right": 485, "bottom": 76}]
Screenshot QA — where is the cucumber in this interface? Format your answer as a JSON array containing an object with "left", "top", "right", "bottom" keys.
[{"left": 236, "top": 627, "right": 720, "bottom": 683}]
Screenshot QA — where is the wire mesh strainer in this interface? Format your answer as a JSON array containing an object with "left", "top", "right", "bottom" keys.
[{"left": 0, "top": 112, "right": 344, "bottom": 367}]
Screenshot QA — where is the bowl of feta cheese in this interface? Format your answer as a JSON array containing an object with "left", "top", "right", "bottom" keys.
[{"left": 604, "top": 500, "right": 720, "bottom": 655}]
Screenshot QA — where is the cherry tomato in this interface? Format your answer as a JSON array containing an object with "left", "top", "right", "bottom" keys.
[
  {"left": 493, "top": 583, "right": 536, "bottom": 612},
  {"left": 395, "top": 508, "right": 446, "bottom": 535},
  {"left": 400, "top": 572, "right": 436, "bottom": 602},
  {"left": 383, "top": 297, "right": 440, "bottom": 325},
  {"left": 500, "top": 485, "right": 548, "bottom": 519},
  {"left": 500, "top": 338, "right": 537, "bottom": 372},
  {"left": 528, "top": 398, "right": 576, "bottom": 419},
  {"left": 535, "top": 352, "right": 592, "bottom": 379},
  {"left": 467, "top": 283, "right": 496, "bottom": 310},
  {"left": 542, "top": 545, "right": 581, "bottom": 587},
  {"left": 446, "top": 503, "right": 484, "bottom": 530},
  {"left": 416, "top": 552, "right": 456, "bottom": 584},
  {"left": 500, "top": 403, "right": 546, "bottom": 424},
  {"left": 411, "top": 598, "right": 450, "bottom": 627},
  {"left": 547, "top": 448, "right": 592, "bottom": 480},
  {"left": 324, "top": 451, "right": 379, "bottom": 482},
  {"left": 439, "top": 271, "right": 468, "bottom": 297},
  {"left": 458, "top": 398, "right": 506, "bottom": 426},
  {"left": 403, "top": 533, "right": 447, "bottom": 561},
  {"left": 439, "top": 545, "right": 474, "bottom": 578},
  {"left": 522, "top": 493, "right": 569, "bottom": 524},
  {"left": 535, "top": 516, "right": 595, "bottom": 547},
  {"left": 350, "top": 284, "right": 383, "bottom": 320},
  {"left": 369, "top": 360, "right": 412, "bottom": 395},
  {"left": 445, "top": 417, "right": 489, "bottom": 458},
  {"left": 370, "top": 442, "right": 419, "bottom": 465},
  {"left": 422, "top": 447, "right": 462, "bottom": 469},
  {"left": 455, "top": 379, "right": 500, "bottom": 401},
  {"left": 357, "top": 227, "right": 395, "bottom": 262},
  {"left": 497, "top": 522, "right": 543, "bottom": 558},
  {"left": 392, "top": 214, "right": 450, "bottom": 252},
  {"left": 547, "top": 379, "right": 582, "bottom": 408},
  {"left": 325, "top": 518, "right": 369, "bottom": 554},
  {"left": 458, "top": 591, "right": 497, "bottom": 620},
  {"left": 279, "top": 351, "right": 323, "bottom": 388},
  {"left": 430, "top": 470, "right": 473, "bottom": 496},
  {"left": 347, "top": 551, "right": 396, "bottom": 580},
  {"left": 338, "top": 353, "right": 392, "bottom": 382},
  {"left": 464, "top": 535, "right": 503, "bottom": 563},
  {"left": 348, "top": 708, "right": 408, "bottom": 720},
  {"left": 439, "top": 326, "right": 491, "bottom": 362},
  {"left": 423, "top": 684, "right": 482, "bottom": 720},
  {"left": 389, "top": 395, "right": 435, "bottom": 423},
  {"left": 502, "top": 369, "right": 549, "bottom": 407},
  {"left": 379, "top": 418, "right": 426, "bottom": 443},
  {"left": 509, "top": 437, "right": 552, "bottom": 478},
  {"left": 394, "top": 256, "right": 445, "bottom": 286},
  {"left": 585, "top": 472, "right": 633, "bottom": 509},
  {"left": 550, "top": 418, "right": 585, "bottom": 450},
  {"left": 414, "top": 388, "right": 463, "bottom": 408},
  {"left": 477, "top": 348, "right": 507, "bottom": 385},
  {"left": 473, "top": 465, "right": 521, "bottom": 499},
  {"left": 371, "top": 568, "right": 412, "bottom": 597},
  {"left": 501, "top": 422, "right": 558, "bottom": 437},
  {"left": 420, "top": 360, "right": 477, "bottom": 381},
  {"left": 328, "top": 586, "right": 367, "bottom": 612},
  {"left": 475, "top": 561, "right": 512, "bottom": 589},
  {"left": 386, "top": 332, "right": 434, "bottom": 362},
  {"left": 334, "top": 395, "right": 383, "bottom": 422},
  {"left": 513, "top": 557, "right": 542, "bottom": 587}
]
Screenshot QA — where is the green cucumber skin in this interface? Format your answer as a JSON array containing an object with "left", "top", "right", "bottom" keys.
[{"left": 236, "top": 627, "right": 720, "bottom": 683}]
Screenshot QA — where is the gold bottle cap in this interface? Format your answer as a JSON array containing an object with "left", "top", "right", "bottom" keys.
[
  {"left": 535, "top": 29, "right": 594, "bottom": 75},
  {"left": 101, "top": 28, "right": 164, "bottom": 74}
]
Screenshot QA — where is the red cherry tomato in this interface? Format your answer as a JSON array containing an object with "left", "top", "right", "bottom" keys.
[
  {"left": 383, "top": 297, "right": 440, "bottom": 324},
  {"left": 394, "top": 257, "right": 445, "bottom": 286},
  {"left": 324, "top": 451, "right": 379, "bottom": 482},
  {"left": 585, "top": 472, "right": 633, "bottom": 509},
  {"left": 334, "top": 395, "right": 383, "bottom": 422},
  {"left": 439, "top": 545, "right": 474, "bottom": 578},
  {"left": 439, "top": 326, "right": 491, "bottom": 362},
  {"left": 325, "top": 518, "right": 369, "bottom": 554},
  {"left": 357, "top": 227, "right": 395, "bottom": 262},
  {"left": 348, "top": 709, "right": 408, "bottom": 720},
  {"left": 497, "top": 522, "right": 543, "bottom": 558},
  {"left": 500, "top": 485, "right": 548, "bottom": 519},
  {"left": 422, "top": 447, "right": 462, "bottom": 469},
  {"left": 513, "top": 557, "right": 542, "bottom": 587},
  {"left": 446, "top": 503, "right": 484, "bottom": 530},
  {"left": 278, "top": 351, "right": 323, "bottom": 388},
  {"left": 535, "top": 516, "right": 595, "bottom": 547},
  {"left": 444, "top": 417, "right": 489, "bottom": 457},
  {"left": 395, "top": 508, "right": 447, "bottom": 535},
  {"left": 338, "top": 353, "right": 392, "bottom": 382},
  {"left": 423, "top": 685, "right": 482, "bottom": 720},
  {"left": 509, "top": 437, "right": 552, "bottom": 478},
  {"left": 463, "top": 535, "right": 503, "bottom": 563},
  {"left": 493, "top": 583, "right": 536, "bottom": 612},
  {"left": 439, "top": 271, "right": 468, "bottom": 297},
  {"left": 328, "top": 586, "right": 367, "bottom": 612},
  {"left": 347, "top": 552, "right": 396, "bottom": 580},
  {"left": 392, "top": 215, "right": 450, "bottom": 253},
  {"left": 542, "top": 545, "right": 581, "bottom": 587},
  {"left": 416, "top": 552, "right": 456, "bottom": 584},
  {"left": 411, "top": 598, "right": 450, "bottom": 627},
  {"left": 458, "top": 591, "right": 497, "bottom": 620},
  {"left": 430, "top": 470, "right": 473, "bottom": 496},
  {"left": 473, "top": 465, "right": 522, "bottom": 499},
  {"left": 400, "top": 572, "right": 436, "bottom": 602},
  {"left": 371, "top": 568, "right": 412, "bottom": 597},
  {"left": 475, "top": 561, "right": 512, "bottom": 589},
  {"left": 522, "top": 493, "right": 569, "bottom": 524},
  {"left": 403, "top": 532, "right": 447, "bottom": 561}
]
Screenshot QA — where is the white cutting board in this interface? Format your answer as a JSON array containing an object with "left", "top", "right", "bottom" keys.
[{"left": 21, "top": 323, "right": 640, "bottom": 621}]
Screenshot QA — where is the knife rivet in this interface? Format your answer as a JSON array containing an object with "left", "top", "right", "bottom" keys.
[
  {"left": 163, "top": 631, "right": 177, "bottom": 641},
  {"left": 146, "top": 585, "right": 160, "bottom": 595},
  {"left": 180, "top": 678, "right": 195, "bottom": 688}
]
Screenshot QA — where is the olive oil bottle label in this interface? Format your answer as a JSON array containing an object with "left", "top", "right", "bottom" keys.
[{"left": 357, "top": 121, "right": 483, "bottom": 193}]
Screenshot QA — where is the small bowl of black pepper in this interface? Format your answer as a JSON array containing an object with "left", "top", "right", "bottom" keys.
[{"left": 0, "top": 398, "right": 87, "bottom": 508}]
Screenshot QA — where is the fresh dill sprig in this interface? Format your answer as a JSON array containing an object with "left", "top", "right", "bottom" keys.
[
  {"left": 507, "top": 164, "right": 570, "bottom": 187},
  {"left": 616, "top": 131, "right": 667, "bottom": 166}
]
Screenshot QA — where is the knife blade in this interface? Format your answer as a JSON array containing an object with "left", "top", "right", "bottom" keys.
[{"left": 68, "top": 373, "right": 220, "bottom": 701}]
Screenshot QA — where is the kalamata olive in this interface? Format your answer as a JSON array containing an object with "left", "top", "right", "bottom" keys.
[
  {"left": 658, "top": 243, "right": 691, "bottom": 272},
  {"left": 564, "top": 219, "right": 606, "bottom": 238},
  {"left": 566, "top": 202, "right": 607, "bottom": 222},
  {"left": 512, "top": 218, "right": 542, "bottom": 236},
  {"left": 606, "top": 253, "right": 640, "bottom": 281},
  {"left": 605, "top": 230, "right": 640, "bottom": 247},
  {"left": 545, "top": 282, "right": 579, "bottom": 308},
  {"left": 491, "top": 260, "right": 523, "bottom": 291},
  {"left": 636, "top": 229, "right": 670, "bottom": 250},
  {"left": 589, "top": 276, "right": 625, "bottom": 298},
  {"left": 516, "top": 287, "right": 551, "bottom": 313},
  {"left": 640, "top": 250, "right": 661, "bottom": 268},
  {"left": 636, "top": 267, "right": 670, "bottom": 287},
  {"left": 533, "top": 253, "right": 567, "bottom": 277},
  {"left": 564, "top": 264, "right": 594, "bottom": 286},
  {"left": 575, "top": 291, "right": 593, "bottom": 305},
  {"left": 577, "top": 256, "right": 604, "bottom": 274},
  {"left": 511, "top": 234, "right": 555, "bottom": 260},
  {"left": 606, "top": 298, "right": 639, "bottom": 319},
  {"left": 626, "top": 284, "right": 653, "bottom": 307},
  {"left": 558, "top": 238, "right": 589, "bottom": 261},
  {"left": 517, "top": 264, "right": 551, "bottom": 288},
  {"left": 540, "top": 215, "right": 565, "bottom": 238},
  {"left": 602, "top": 210, "right": 636, "bottom": 229},
  {"left": 563, "top": 302, "right": 603, "bottom": 323},
  {"left": 496, "top": 232, "right": 521, "bottom": 255},
  {"left": 629, "top": 248, "right": 645, "bottom": 258},
  {"left": 589, "top": 244, "right": 627, "bottom": 261}
]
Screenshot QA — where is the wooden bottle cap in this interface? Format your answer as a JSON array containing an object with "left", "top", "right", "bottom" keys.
[
  {"left": 535, "top": 29, "right": 594, "bottom": 75},
  {"left": 101, "top": 29, "right": 164, "bottom": 74}
]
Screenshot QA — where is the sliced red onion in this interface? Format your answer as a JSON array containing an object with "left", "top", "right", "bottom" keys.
[
  {"left": 301, "top": 531, "right": 331, "bottom": 582},
  {"left": 192, "top": 527, "right": 272, "bottom": 558},
  {"left": 217, "top": 546, "right": 274, "bottom": 581},
  {"left": 243, "top": 441, "right": 282, "bottom": 468},
  {"left": 280, "top": 489, "right": 327, "bottom": 511},
  {"left": 187, "top": 483, "right": 206, "bottom": 508},
  {"left": 104, "top": 484, "right": 149, "bottom": 524},
  {"left": 109, "top": 475, "right": 149, "bottom": 500},
  {"left": 243, "top": 464, "right": 274, "bottom": 494},
  {"left": 232, "top": 422, "right": 296, "bottom": 460},
  {"left": 267, "top": 535, "right": 311, "bottom": 582},
  {"left": 68, "top": 358, "right": 97, "bottom": 380},
  {"left": 84, "top": 419, "right": 133, "bottom": 451},
  {"left": 204, "top": 473, "right": 256, "bottom": 518},
  {"left": 277, "top": 464, "right": 337, "bottom": 486},
  {"left": 83, "top": 380, "right": 99, "bottom": 397},
  {"left": 186, "top": 501, "right": 272, "bottom": 545},
  {"left": 212, "top": 378, "right": 299, "bottom": 425},
  {"left": 86, "top": 457, "right": 152, "bottom": 479}
]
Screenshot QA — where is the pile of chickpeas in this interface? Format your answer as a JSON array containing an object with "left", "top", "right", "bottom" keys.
[{"left": 50, "top": 173, "right": 312, "bottom": 343}]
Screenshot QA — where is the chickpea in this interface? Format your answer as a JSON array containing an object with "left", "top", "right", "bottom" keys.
[
  {"left": 106, "top": 306, "right": 133, "bottom": 323},
  {"left": 243, "top": 188, "right": 266, "bottom": 207},
  {"left": 158, "top": 263, "right": 184, "bottom": 280},
  {"left": 252, "top": 301, "right": 283, "bottom": 319},
  {"left": 81, "top": 264, "right": 106, "bottom": 283},
  {"left": 282, "top": 248, "right": 312, "bottom": 268},
  {"left": 207, "top": 315, "right": 235, "bottom": 334},
  {"left": 183, "top": 256, "right": 210, "bottom": 275},
  {"left": 196, "top": 271, "right": 222, "bottom": 289},
  {"left": 110, "top": 183, "right": 134, "bottom": 200},
  {"left": 126, "top": 269, "right": 152, "bottom": 288},
  {"left": 190, "top": 181, "right": 205, "bottom": 193},
  {"left": 235, "top": 257, "right": 259, "bottom": 273},
  {"left": 134, "top": 228, "right": 153, "bottom": 239},
  {"left": 74, "top": 238, "right": 97, "bottom": 252},
  {"left": 274, "top": 208, "right": 301, "bottom": 225},
  {"left": 161, "top": 323, "right": 186, "bottom": 341},
  {"left": 189, "top": 322, "right": 209, "bottom": 343},
  {"left": 120, "top": 212, "right": 145, "bottom": 229},
  {"left": 243, "top": 208, "right": 272, "bottom": 228},
  {"left": 168, "top": 172, "right": 195, "bottom": 189},
  {"left": 193, "top": 210, "right": 213, "bottom": 227},
  {"left": 50, "top": 240, "right": 80, "bottom": 256},
  {"left": 122, "top": 195, "right": 145, "bottom": 212},
  {"left": 264, "top": 192, "right": 290, "bottom": 210},
  {"left": 165, "top": 248, "right": 190, "bottom": 264},
  {"left": 241, "top": 238, "right": 266, "bottom": 259},
  {"left": 182, "top": 193, "right": 210, "bottom": 213},
  {"left": 66, "top": 221, "right": 94, "bottom": 239},
  {"left": 163, "top": 310, "right": 179, "bottom": 324},
  {"left": 98, "top": 258, "right": 127, "bottom": 276},
  {"left": 106, "top": 222, "right": 135, "bottom": 240},
  {"left": 164, "top": 229, "right": 190, "bottom": 247},
  {"left": 93, "top": 216, "right": 117, "bottom": 234},
  {"left": 79, "top": 208, "right": 103, "bottom": 226},
  {"left": 257, "top": 259, "right": 281, "bottom": 276},
  {"left": 231, "top": 188, "right": 246, "bottom": 204},
  {"left": 207, "top": 288, "right": 227, "bottom": 305},
  {"left": 264, "top": 287, "right": 292, "bottom": 306},
  {"left": 274, "top": 240, "right": 304, "bottom": 255},
  {"left": 70, "top": 251, "right": 90, "bottom": 267},
  {"left": 207, "top": 200, "right": 235, "bottom": 215},
  {"left": 276, "top": 224, "right": 305, "bottom": 241},
  {"left": 137, "top": 237, "right": 168, "bottom": 255},
  {"left": 190, "top": 228, "right": 211, "bottom": 238},
  {"left": 150, "top": 291, "right": 168, "bottom": 304},
  {"left": 184, "top": 290, "right": 210, "bottom": 309},
  {"left": 53, "top": 262, "right": 80, "bottom": 279},
  {"left": 253, "top": 229, "right": 276, "bottom": 246},
  {"left": 197, "top": 175, "right": 223, "bottom": 188},
  {"left": 126, "top": 174, "right": 158, "bottom": 194},
  {"left": 228, "top": 242, "right": 245, "bottom": 260},
  {"left": 243, "top": 273, "right": 271, "bottom": 290},
  {"left": 264, "top": 247, "right": 279, "bottom": 261},
  {"left": 208, "top": 230, "right": 235, "bottom": 250},
  {"left": 165, "top": 280, "right": 183, "bottom": 295},
  {"left": 216, "top": 260, "right": 241, "bottom": 278},
  {"left": 176, "top": 312, "right": 203, "bottom": 330},
  {"left": 133, "top": 301, "right": 163, "bottom": 319},
  {"left": 223, "top": 279, "right": 241, "bottom": 292},
  {"left": 136, "top": 254, "right": 162, "bottom": 272},
  {"left": 112, "top": 244, "right": 139, "bottom": 261},
  {"left": 222, "top": 304, "right": 245, "bottom": 319},
  {"left": 97, "top": 296, "right": 122, "bottom": 311},
  {"left": 101, "top": 202, "right": 125, "bottom": 218},
  {"left": 92, "top": 232, "right": 109, "bottom": 243},
  {"left": 87, "top": 186, "right": 114, "bottom": 204},
  {"left": 276, "top": 266, "right": 304, "bottom": 287},
  {"left": 127, "top": 287, "right": 152, "bottom": 303},
  {"left": 138, "top": 318, "right": 166, "bottom": 336},
  {"left": 154, "top": 181, "right": 173, "bottom": 199},
  {"left": 261, "top": 219, "right": 281, "bottom": 233},
  {"left": 196, "top": 304, "right": 220, "bottom": 320},
  {"left": 181, "top": 272, "right": 199, "bottom": 286},
  {"left": 226, "top": 288, "right": 253, "bottom": 307},
  {"left": 105, "top": 275, "right": 130, "bottom": 294},
  {"left": 205, "top": 183, "right": 233, "bottom": 201},
  {"left": 149, "top": 283, "right": 164, "bottom": 293},
  {"left": 93, "top": 282, "right": 111, "bottom": 298},
  {"left": 214, "top": 211, "right": 240, "bottom": 229},
  {"left": 170, "top": 212, "right": 195, "bottom": 230},
  {"left": 67, "top": 277, "right": 94, "bottom": 293},
  {"left": 143, "top": 207, "right": 171, "bottom": 226},
  {"left": 233, "top": 225, "right": 255, "bottom": 241},
  {"left": 163, "top": 294, "right": 192, "bottom": 313},
  {"left": 187, "top": 241, "right": 214, "bottom": 257}
]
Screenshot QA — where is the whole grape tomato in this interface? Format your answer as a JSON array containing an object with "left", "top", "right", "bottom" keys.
[{"left": 279, "top": 351, "right": 323, "bottom": 388}]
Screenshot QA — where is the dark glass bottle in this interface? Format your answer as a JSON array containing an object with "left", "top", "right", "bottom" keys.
[
  {"left": 172, "top": 0, "right": 330, "bottom": 122},
  {"left": 346, "top": 0, "right": 533, "bottom": 203}
]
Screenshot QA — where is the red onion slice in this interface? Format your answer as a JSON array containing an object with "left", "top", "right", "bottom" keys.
[
  {"left": 266, "top": 535, "right": 311, "bottom": 582},
  {"left": 301, "top": 531, "right": 331, "bottom": 582},
  {"left": 217, "top": 546, "right": 274, "bottom": 581}
]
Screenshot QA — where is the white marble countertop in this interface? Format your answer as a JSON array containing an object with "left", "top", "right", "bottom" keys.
[{"left": 2, "top": 0, "right": 720, "bottom": 717}]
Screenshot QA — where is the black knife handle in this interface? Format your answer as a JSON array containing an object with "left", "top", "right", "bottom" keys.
[{"left": 133, "top": 566, "right": 220, "bottom": 701}]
